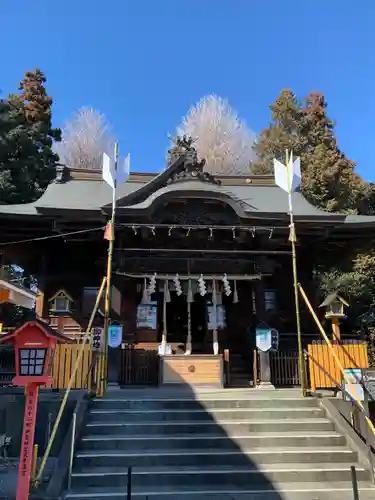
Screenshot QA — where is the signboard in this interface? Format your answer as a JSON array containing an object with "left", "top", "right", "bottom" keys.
[
  {"left": 136, "top": 302, "right": 157, "bottom": 329},
  {"left": 343, "top": 368, "right": 364, "bottom": 403},
  {"left": 158, "top": 343, "right": 172, "bottom": 355},
  {"left": 207, "top": 305, "right": 226, "bottom": 330},
  {"left": 271, "top": 329, "right": 279, "bottom": 351},
  {"left": 92, "top": 327, "right": 104, "bottom": 351},
  {"left": 256, "top": 327, "right": 272, "bottom": 352},
  {"left": 108, "top": 325, "right": 122, "bottom": 348},
  {"left": 363, "top": 369, "right": 375, "bottom": 402},
  {"left": 17, "top": 383, "right": 39, "bottom": 499}
]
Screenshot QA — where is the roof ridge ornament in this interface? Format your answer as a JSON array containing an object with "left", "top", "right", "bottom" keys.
[{"left": 167, "top": 135, "right": 221, "bottom": 186}]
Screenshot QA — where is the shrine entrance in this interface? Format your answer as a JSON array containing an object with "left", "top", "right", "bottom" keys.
[{"left": 166, "top": 292, "right": 208, "bottom": 352}]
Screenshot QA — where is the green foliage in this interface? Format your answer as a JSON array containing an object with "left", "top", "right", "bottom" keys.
[
  {"left": 255, "top": 89, "right": 375, "bottom": 364},
  {"left": 252, "top": 90, "right": 303, "bottom": 173},
  {"left": 252, "top": 90, "right": 372, "bottom": 213},
  {"left": 0, "top": 68, "right": 61, "bottom": 204}
]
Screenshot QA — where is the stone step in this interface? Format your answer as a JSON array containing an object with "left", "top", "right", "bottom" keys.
[
  {"left": 74, "top": 447, "right": 358, "bottom": 468},
  {"left": 78, "top": 432, "right": 346, "bottom": 451},
  {"left": 91, "top": 397, "right": 318, "bottom": 411},
  {"left": 65, "top": 483, "right": 375, "bottom": 500},
  {"left": 88, "top": 407, "right": 325, "bottom": 423},
  {"left": 70, "top": 464, "right": 369, "bottom": 489},
  {"left": 85, "top": 418, "right": 335, "bottom": 435}
]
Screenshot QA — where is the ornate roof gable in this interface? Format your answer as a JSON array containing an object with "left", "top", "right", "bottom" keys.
[
  {"left": 112, "top": 136, "right": 220, "bottom": 208},
  {"left": 166, "top": 136, "right": 221, "bottom": 186}
]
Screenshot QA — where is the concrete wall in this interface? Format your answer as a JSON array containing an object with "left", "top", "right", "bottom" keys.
[
  {"left": 330, "top": 397, "right": 375, "bottom": 450},
  {"left": 0, "top": 388, "right": 82, "bottom": 457}
]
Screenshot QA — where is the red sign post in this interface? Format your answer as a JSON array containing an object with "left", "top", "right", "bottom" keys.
[
  {"left": 0, "top": 320, "right": 72, "bottom": 500},
  {"left": 17, "top": 383, "right": 39, "bottom": 499}
]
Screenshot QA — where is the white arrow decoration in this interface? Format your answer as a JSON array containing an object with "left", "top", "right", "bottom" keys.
[
  {"left": 274, "top": 153, "right": 301, "bottom": 194},
  {"left": 102, "top": 152, "right": 130, "bottom": 189}
]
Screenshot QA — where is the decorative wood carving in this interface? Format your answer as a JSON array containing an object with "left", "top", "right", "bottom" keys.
[{"left": 167, "top": 135, "right": 221, "bottom": 186}]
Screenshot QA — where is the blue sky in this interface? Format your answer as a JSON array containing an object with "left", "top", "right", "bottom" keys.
[{"left": 1, "top": 0, "right": 374, "bottom": 180}]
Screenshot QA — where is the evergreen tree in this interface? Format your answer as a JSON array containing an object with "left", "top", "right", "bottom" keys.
[
  {"left": 252, "top": 89, "right": 372, "bottom": 213},
  {"left": 252, "top": 90, "right": 303, "bottom": 174},
  {"left": 0, "top": 68, "right": 61, "bottom": 204}
]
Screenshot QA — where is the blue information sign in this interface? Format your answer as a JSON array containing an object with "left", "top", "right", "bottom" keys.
[{"left": 108, "top": 325, "right": 122, "bottom": 348}]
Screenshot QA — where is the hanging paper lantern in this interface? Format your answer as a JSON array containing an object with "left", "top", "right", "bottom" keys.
[
  {"left": 173, "top": 273, "right": 183, "bottom": 296},
  {"left": 197, "top": 274, "right": 207, "bottom": 296}
]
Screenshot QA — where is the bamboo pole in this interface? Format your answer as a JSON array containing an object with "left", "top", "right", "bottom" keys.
[
  {"left": 285, "top": 149, "right": 306, "bottom": 396},
  {"left": 100, "top": 143, "right": 119, "bottom": 396}
]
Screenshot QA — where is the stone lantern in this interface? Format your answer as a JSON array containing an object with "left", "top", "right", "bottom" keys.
[{"left": 319, "top": 292, "right": 349, "bottom": 342}]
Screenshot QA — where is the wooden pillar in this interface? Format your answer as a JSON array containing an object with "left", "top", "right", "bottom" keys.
[
  {"left": 212, "top": 279, "right": 219, "bottom": 355},
  {"left": 185, "top": 280, "right": 192, "bottom": 355},
  {"left": 255, "top": 278, "right": 274, "bottom": 388},
  {"left": 162, "top": 280, "right": 169, "bottom": 345},
  {"left": 331, "top": 318, "right": 341, "bottom": 342},
  {"left": 35, "top": 253, "right": 47, "bottom": 319}
]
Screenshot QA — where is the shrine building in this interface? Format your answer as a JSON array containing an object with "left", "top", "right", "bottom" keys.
[{"left": 1, "top": 140, "right": 374, "bottom": 387}]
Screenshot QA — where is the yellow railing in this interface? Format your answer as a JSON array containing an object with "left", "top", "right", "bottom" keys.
[{"left": 298, "top": 283, "right": 375, "bottom": 462}]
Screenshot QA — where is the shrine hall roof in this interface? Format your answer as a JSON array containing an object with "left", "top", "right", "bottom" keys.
[
  {"left": 0, "top": 160, "right": 375, "bottom": 226},
  {"left": 0, "top": 176, "right": 341, "bottom": 220}
]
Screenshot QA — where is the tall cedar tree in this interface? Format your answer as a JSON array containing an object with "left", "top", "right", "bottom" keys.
[
  {"left": 0, "top": 68, "right": 61, "bottom": 204},
  {"left": 252, "top": 90, "right": 303, "bottom": 174},
  {"left": 254, "top": 89, "right": 375, "bottom": 363},
  {"left": 253, "top": 89, "right": 373, "bottom": 213}
]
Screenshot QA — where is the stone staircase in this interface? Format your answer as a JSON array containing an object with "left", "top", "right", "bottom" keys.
[{"left": 65, "top": 388, "right": 375, "bottom": 499}]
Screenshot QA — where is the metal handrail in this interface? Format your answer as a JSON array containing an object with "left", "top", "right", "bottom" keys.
[
  {"left": 298, "top": 283, "right": 375, "bottom": 484},
  {"left": 67, "top": 412, "right": 76, "bottom": 491},
  {"left": 127, "top": 466, "right": 132, "bottom": 499},
  {"left": 66, "top": 354, "right": 97, "bottom": 490}
]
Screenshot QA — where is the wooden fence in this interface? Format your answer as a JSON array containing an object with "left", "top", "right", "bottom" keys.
[
  {"left": 307, "top": 342, "right": 368, "bottom": 392},
  {"left": 270, "top": 350, "right": 300, "bottom": 387},
  {"left": 50, "top": 342, "right": 93, "bottom": 389},
  {"left": 119, "top": 346, "right": 159, "bottom": 386}
]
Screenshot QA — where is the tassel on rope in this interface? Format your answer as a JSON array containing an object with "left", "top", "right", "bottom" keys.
[
  {"left": 141, "top": 277, "right": 149, "bottom": 304},
  {"left": 164, "top": 280, "right": 171, "bottom": 303},
  {"left": 233, "top": 280, "right": 239, "bottom": 304},
  {"left": 187, "top": 279, "right": 193, "bottom": 303}
]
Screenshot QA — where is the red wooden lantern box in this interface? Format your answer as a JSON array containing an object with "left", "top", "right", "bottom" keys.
[{"left": 0, "top": 319, "right": 73, "bottom": 387}]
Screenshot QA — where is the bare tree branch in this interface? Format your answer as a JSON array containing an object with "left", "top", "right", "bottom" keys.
[
  {"left": 175, "top": 95, "right": 256, "bottom": 175},
  {"left": 55, "top": 107, "right": 115, "bottom": 169}
]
